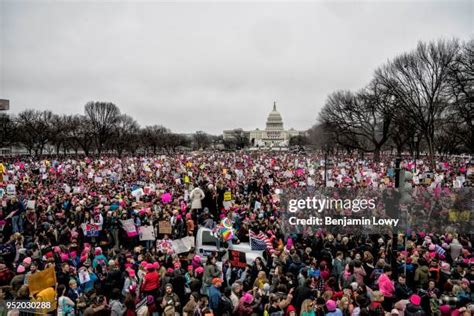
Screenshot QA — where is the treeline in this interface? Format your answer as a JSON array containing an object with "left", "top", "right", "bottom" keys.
[
  {"left": 0, "top": 102, "right": 219, "bottom": 156},
  {"left": 317, "top": 38, "right": 473, "bottom": 162}
]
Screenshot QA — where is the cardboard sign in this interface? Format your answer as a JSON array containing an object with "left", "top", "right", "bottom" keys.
[
  {"left": 139, "top": 226, "right": 156, "bottom": 241},
  {"left": 159, "top": 221, "right": 172, "bottom": 235},
  {"left": 121, "top": 219, "right": 138, "bottom": 237},
  {"left": 224, "top": 191, "right": 232, "bottom": 201},
  {"left": 229, "top": 250, "right": 247, "bottom": 268}
]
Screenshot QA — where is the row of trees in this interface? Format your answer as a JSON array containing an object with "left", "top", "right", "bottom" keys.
[
  {"left": 0, "top": 102, "right": 219, "bottom": 156},
  {"left": 318, "top": 38, "right": 473, "bottom": 163}
]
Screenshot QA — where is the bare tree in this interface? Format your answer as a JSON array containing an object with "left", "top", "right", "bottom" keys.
[
  {"left": 375, "top": 39, "right": 462, "bottom": 165},
  {"left": 0, "top": 113, "right": 17, "bottom": 148},
  {"left": 111, "top": 114, "right": 140, "bottom": 156},
  {"left": 445, "top": 39, "right": 474, "bottom": 153},
  {"left": 84, "top": 102, "right": 121, "bottom": 155},
  {"left": 192, "top": 131, "right": 211, "bottom": 150},
  {"left": 163, "top": 133, "right": 190, "bottom": 153},
  {"left": 141, "top": 125, "right": 171, "bottom": 154},
  {"left": 68, "top": 115, "right": 95, "bottom": 156},
  {"left": 319, "top": 84, "right": 394, "bottom": 161},
  {"left": 223, "top": 129, "right": 249, "bottom": 150},
  {"left": 16, "top": 110, "right": 55, "bottom": 156}
]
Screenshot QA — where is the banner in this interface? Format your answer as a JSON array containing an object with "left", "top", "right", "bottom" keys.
[
  {"left": 159, "top": 221, "right": 172, "bottom": 234},
  {"left": 28, "top": 267, "right": 57, "bottom": 295},
  {"left": 139, "top": 226, "right": 156, "bottom": 241},
  {"left": 229, "top": 250, "right": 246, "bottom": 268},
  {"left": 82, "top": 223, "right": 100, "bottom": 237},
  {"left": 171, "top": 236, "right": 195, "bottom": 254},
  {"left": 121, "top": 219, "right": 138, "bottom": 237}
]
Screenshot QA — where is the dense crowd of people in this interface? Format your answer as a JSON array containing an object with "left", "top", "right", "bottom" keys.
[{"left": 0, "top": 152, "right": 472, "bottom": 316}]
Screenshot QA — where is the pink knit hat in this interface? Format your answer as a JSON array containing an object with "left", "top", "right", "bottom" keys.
[
  {"left": 242, "top": 293, "right": 253, "bottom": 304},
  {"left": 326, "top": 300, "right": 337, "bottom": 311},
  {"left": 195, "top": 267, "right": 204, "bottom": 274}
]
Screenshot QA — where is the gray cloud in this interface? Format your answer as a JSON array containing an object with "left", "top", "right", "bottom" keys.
[{"left": 1, "top": 0, "right": 472, "bottom": 134}]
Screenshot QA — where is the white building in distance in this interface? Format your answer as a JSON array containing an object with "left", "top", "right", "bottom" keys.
[{"left": 223, "top": 102, "right": 303, "bottom": 147}]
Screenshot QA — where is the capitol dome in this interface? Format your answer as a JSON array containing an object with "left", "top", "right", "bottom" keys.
[{"left": 266, "top": 102, "right": 284, "bottom": 131}]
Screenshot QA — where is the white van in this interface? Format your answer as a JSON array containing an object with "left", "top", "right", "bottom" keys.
[{"left": 195, "top": 226, "right": 266, "bottom": 266}]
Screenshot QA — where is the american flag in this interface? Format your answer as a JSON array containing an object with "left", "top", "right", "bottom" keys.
[
  {"left": 249, "top": 230, "right": 274, "bottom": 253},
  {"left": 435, "top": 244, "right": 446, "bottom": 257}
]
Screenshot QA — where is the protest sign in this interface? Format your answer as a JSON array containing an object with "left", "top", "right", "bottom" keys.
[
  {"left": 139, "top": 225, "right": 156, "bottom": 241},
  {"left": 224, "top": 191, "right": 232, "bottom": 201},
  {"left": 27, "top": 200, "right": 36, "bottom": 210},
  {"left": 223, "top": 200, "right": 232, "bottom": 210},
  {"left": 229, "top": 250, "right": 246, "bottom": 268},
  {"left": 28, "top": 267, "right": 56, "bottom": 295},
  {"left": 94, "top": 176, "right": 103, "bottom": 184},
  {"left": 121, "top": 219, "right": 138, "bottom": 237},
  {"left": 0, "top": 188, "right": 4, "bottom": 199},
  {"left": 159, "top": 221, "right": 172, "bottom": 234},
  {"left": 131, "top": 188, "right": 144, "bottom": 198},
  {"left": 78, "top": 270, "right": 91, "bottom": 284},
  {"left": 6, "top": 184, "right": 15, "bottom": 196},
  {"left": 82, "top": 223, "right": 100, "bottom": 237},
  {"left": 156, "top": 239, "right": 174, "bottom": 254},
  {"left": 254, "top": 201, "right": 262, "bottom": 211}
]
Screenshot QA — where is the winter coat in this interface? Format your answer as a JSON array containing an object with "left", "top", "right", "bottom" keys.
[
  {"left": 378, "top": 273, "right": 395, "bottom": 298},
  {"left": 142, "top": 271, "right": 159, "bottom": 292},
  {"left": 190, "top": 187, "right": 205, "bottom": 210},
  {"left": 414, "top": 266, "right": 429, "bottom": 287}
]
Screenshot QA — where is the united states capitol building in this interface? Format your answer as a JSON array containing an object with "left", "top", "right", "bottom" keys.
[{"left": 223, "top": 102, "right": 304, "bottom": 147}]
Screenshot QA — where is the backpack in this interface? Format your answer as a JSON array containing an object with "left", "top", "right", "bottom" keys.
[{"left": 219, "top": 296, "right": 233, "bottom": 316}]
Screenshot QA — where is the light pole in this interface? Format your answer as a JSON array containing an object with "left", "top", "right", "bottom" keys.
[
  {"left": 413, "top": 135, "right": 418, "bottom": 173},
  {"left": 324, "top": 146, "right": 328, "bottom": 188}
]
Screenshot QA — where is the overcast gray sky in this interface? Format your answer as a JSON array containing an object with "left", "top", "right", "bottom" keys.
[{"left": 0, "top": 0, "right": 472, "bottom": 135}]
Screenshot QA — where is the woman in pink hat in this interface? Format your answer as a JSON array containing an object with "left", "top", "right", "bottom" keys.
[{"left": 122, "top": 268, "right": 138, "bottom": 297}]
